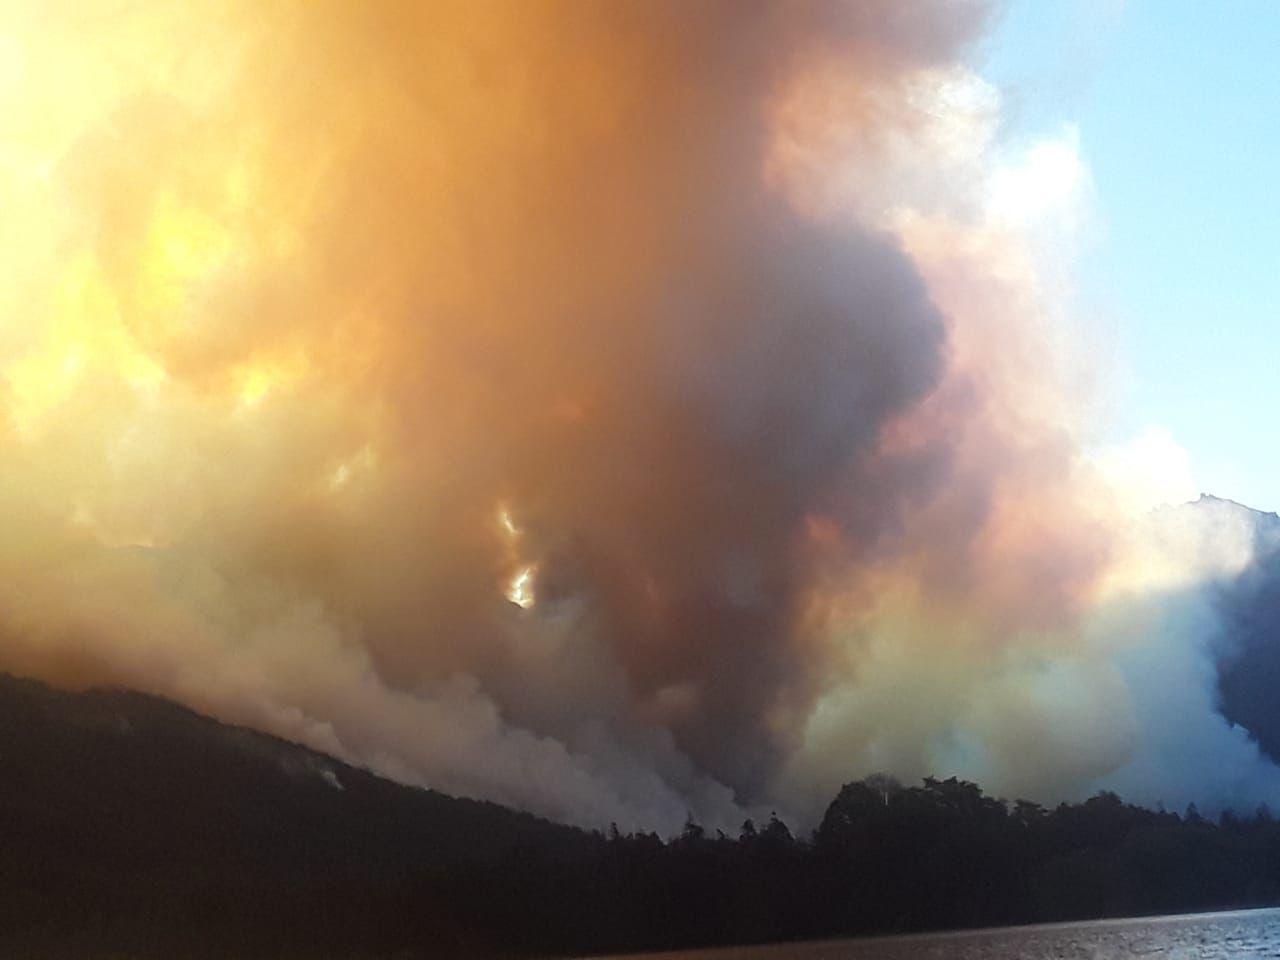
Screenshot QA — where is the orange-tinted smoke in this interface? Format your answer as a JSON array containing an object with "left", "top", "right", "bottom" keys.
[{"left": 0, "top": 1, "right": 1161, "bottom": 829}]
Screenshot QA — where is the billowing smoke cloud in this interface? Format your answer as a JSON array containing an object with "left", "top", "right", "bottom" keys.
[{"left": 1, "top": 0, "right": 1275, "bottom": 832}]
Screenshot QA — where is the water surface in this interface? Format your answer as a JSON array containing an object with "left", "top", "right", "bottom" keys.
[{"left": 601, "top": 907, "right": 1280, "bottom": 959}]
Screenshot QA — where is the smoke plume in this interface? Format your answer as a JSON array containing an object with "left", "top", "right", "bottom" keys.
[{"left": 1, "top": 0, "right": 1274, "bottom": 832}]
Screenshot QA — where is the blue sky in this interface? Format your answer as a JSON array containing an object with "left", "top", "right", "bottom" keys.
[{"left": 983, "top": 1, "right": 1280, "bottom": 511}]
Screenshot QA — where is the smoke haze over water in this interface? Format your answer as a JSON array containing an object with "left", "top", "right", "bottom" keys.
[{"left": 1, "top": 0, "right": 1275, "bottom": 832}]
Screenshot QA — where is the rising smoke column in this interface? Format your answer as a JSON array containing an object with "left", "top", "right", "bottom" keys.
[
  {"left": 0, "top": 0, "right": 997, "bottom": 829},
  {"left": 3, "top": 1, "right": 1274, "bottom": 832}
]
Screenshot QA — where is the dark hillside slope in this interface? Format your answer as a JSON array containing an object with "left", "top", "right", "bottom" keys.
[
  {"left": 0, "top": 672, "right": 600, "bottom": 958},
  {"left": 1205, "top": 496, "right": 1280, "bottom": 762}
]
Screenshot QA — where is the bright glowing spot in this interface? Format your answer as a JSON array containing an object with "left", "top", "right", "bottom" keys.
[
  {"left": 327, "top": 445, "right": 376, "bottom": 493},
  {"left": 236, "top": 367, "right": 274, "bottom": 409},
  {"left": 506, "top": 565, "right": 535, "bottom": 609},
  {"left": 498, "top": 506, "right": 520, "bottom": 538}
]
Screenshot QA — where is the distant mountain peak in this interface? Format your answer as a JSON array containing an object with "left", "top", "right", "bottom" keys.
[{"left": 1194, "top": 492, "right": 1280, "bottom": 521}]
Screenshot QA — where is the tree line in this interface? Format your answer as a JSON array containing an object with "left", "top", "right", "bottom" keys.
[{"left": 444, "top": 774, "right": 1280, "bottom": 956}]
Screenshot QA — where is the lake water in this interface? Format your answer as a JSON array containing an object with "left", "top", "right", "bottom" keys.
[{"left": 600, "top": 908, "right": 1280, "bottom": 958}]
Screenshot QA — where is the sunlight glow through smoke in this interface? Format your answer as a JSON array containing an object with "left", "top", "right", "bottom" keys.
[{"left": 0, "top": 0, "right": 1268, "bottom": 833}]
